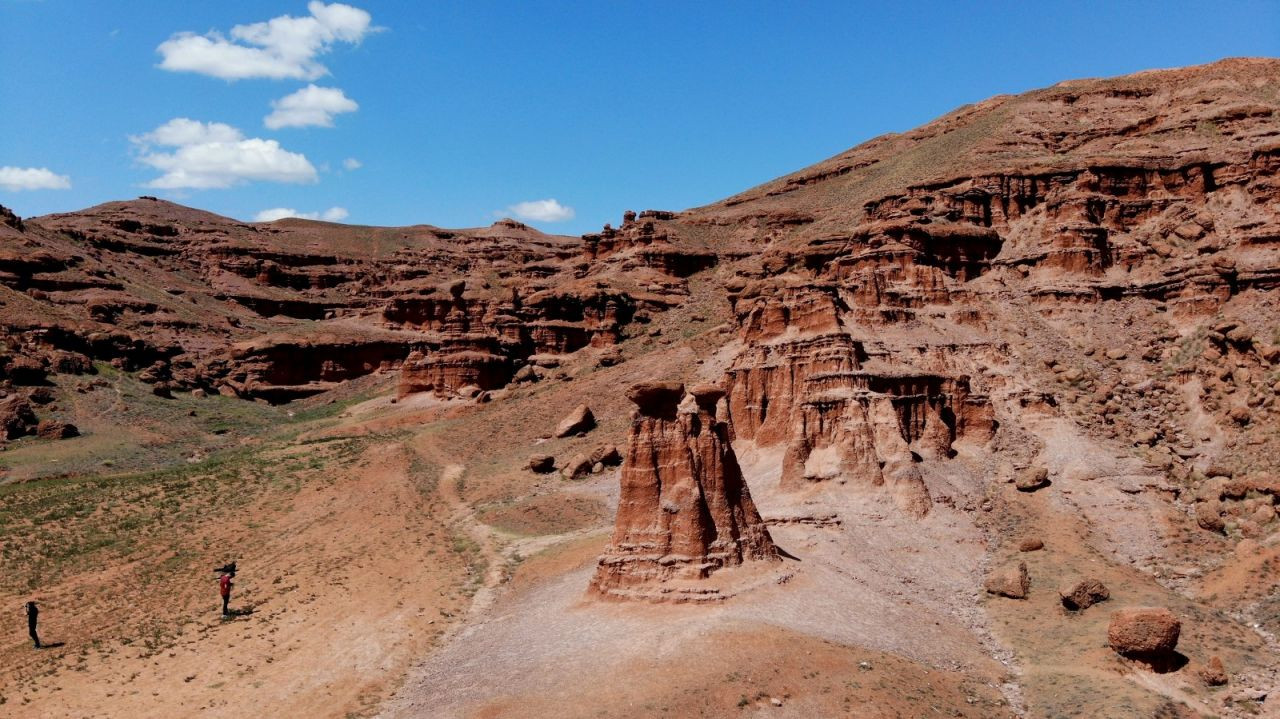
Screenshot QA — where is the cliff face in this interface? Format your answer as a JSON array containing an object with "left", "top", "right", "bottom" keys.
[
  {"left": 588, "top": 382, "right": 779, "bottom": 602},
  {"left": 3, "top": 60, "right": 1278, "bottom": 531},
  {"left": 0, "top": 202, "right": 680, "bottom": 402}
]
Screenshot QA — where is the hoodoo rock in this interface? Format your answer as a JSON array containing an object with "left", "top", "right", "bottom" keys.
[
  {"left": 588, "top": 382, "right": 779, "bottom": 601},
  {"left": 1108, "top": 607, "right": 1181, "bottom": 657}
]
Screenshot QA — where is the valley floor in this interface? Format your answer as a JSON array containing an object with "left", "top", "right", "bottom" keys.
[{"left": 2, "top": 359, "right": 1277, "bottom": 719}]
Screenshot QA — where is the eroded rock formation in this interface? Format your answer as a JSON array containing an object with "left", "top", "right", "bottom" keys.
[
  {"left": 589, "top": 382, "right": 779, "bottom": 601},
  {"left": 724, "top": 323, "right": 992, "bottom": 517}
]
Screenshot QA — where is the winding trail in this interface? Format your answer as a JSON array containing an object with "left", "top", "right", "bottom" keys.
[{"left": 409, "top": 437, "right": 509, "bottom": 626}]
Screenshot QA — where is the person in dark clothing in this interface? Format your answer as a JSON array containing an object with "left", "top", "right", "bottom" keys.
[
  {"left": 25, "top": 601, "right": 40, "bottom": 649},
  {"left": 218, "top": 570, "right": 234, "bottom": 616}
]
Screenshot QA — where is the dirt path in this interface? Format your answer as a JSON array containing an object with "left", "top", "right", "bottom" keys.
[{"left": 434, "top": 461, "right": 508, "bottom": 622}]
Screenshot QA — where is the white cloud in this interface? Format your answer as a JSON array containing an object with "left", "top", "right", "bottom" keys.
[
  {"left": 132, "top": 118, "right": 318, "bottom": 190},
  {"left": 342, "top": 157, "right": 362, "bottom": 170},
  {"left": 265, "top": 84, "right": 358, "bottom": 129},
  {"left": 0, "top": 167, "right": 72, "bottom": 192},
  {"left": 157, "top": 2, "right": 374, "bottom": 81},
  {"left": 507, "top": 199, "right": 575, "bottom": 222},
  {"left": 136, "top": 117, "right": 244, "bottom": 146},
  {"left": 254, "top": 206, "right": 348, "bottom": 222}
]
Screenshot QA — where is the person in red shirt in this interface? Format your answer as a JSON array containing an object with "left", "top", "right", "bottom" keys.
[{"left": 218, "top": 569, "right": 234, "bottom": 617}]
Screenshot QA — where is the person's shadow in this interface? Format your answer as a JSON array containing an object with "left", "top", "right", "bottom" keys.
[
  {"left": 38, "top": 642, "right": 66, "bottom": 649},
  {"left": 222, "top": 606, "right": 256, "bottom": 619}
]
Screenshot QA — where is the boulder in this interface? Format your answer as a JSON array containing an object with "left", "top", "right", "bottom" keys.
[
  {"left": 528, "top": 454, "right": 555, "bottom": 473},
  {"left": 1235, "top": 538, "right": 1260, "bottom": 558},
  {"left": 36, "top": 420, "right": 79, "bottom": 440},
  {"left": 561, "top": 453, "right": 593, "bottom": 479},
  {"left": 5, "top": 356, "right": 47, "bottom": 385},
  {"left": 984, "top": 561, "right": 1030, "bottom": 599},
  {"left": 1107, "top": 607, "right": 1180, "bottom": 656},
  {"left": 1059, "top": 577, "right": 1110, "bottom": 610},
  {"left": 1198, "top": 656, "right": 1228, "bottom": 686},
  {"left": 1015, "top": 466, "right": 1050, "bottom": 492},
  {"left": 1196, "top": 500, "right": 1226, "bottom": 532},
  {"left": 1018, "top": 537, "right": 1045, "bottom": 552},
  {"left": 0, "top": 397, "right": 38, "bottom": 439},
  {"left": 27, "top": 387, "right": 55, "bottom": 405},
  {"left": 49, "top": 351, "right": 93, "bottom": 375},
  {"left": 554, "top": 404, "right": 596, "bottom": 438},
  {"left": 589, "top": 444, "right": 622, "bottom": 466}
]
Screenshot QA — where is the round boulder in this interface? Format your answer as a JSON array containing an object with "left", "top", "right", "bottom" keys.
[{"left": 1107, "top": 607, "right": 1180, "bottom": 656}]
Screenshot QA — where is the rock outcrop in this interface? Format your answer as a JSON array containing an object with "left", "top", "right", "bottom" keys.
[
  {"left": 724, "top": 312, "right": 993, "bottom": 518},
  {"left": 589, "top": 382, "right": 779, "bottom": 601}
]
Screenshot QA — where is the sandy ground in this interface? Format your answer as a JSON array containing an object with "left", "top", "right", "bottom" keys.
[
  {"left": 378, "top": 441, "right": 1017, "bottom": 718},
  {"left": 3, "top": 342, "right": 1277, "bottom": 718},
  {"left": 373, "top": 384, "right": 1279, "bottom": 718},
  {"left": 0, "top": 433, "right": 472, "bottom": 718}
]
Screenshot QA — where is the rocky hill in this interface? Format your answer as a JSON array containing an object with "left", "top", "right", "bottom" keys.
[{"left": 1, "top": 58, "right": 1278, "bottom": 718}]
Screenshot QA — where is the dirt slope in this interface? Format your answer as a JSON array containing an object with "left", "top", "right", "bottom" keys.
[{"left": 2, "top": 58, "right": 1279, "bottom": 718}]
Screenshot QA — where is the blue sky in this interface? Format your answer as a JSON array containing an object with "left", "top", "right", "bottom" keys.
[{"left": 1, "top": 1, "right": 1277, "bottom": 235}]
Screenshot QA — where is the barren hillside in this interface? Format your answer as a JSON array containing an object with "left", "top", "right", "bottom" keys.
[{"left": 2, "top": 58, "right": 1279, "bottom": 718}]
